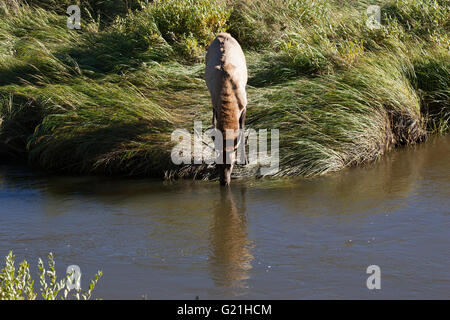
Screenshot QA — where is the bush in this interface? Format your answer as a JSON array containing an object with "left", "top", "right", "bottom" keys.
[
  {"left": 149, "top": 0, "right": 230, "bottom": 59},
  {"left": 0, "top": 251, "right": 102, "bottom": 300}
]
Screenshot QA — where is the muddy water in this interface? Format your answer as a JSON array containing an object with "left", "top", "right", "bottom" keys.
[{"left": 0, "top": 136, "right": 449, "bottom": 299}]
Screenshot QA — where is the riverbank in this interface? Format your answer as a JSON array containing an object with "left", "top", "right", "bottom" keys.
[{"left": 0, "top": 0, "right": 448, "bottom": 180}]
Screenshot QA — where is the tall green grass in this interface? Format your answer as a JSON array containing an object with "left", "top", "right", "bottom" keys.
[{"left": 0, "top": 0, "right": 448, "bottom": 179}]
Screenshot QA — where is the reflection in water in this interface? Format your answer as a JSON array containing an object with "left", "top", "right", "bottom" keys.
[{"left": 209, "top": 187, "right": 254, "bottom": 295}]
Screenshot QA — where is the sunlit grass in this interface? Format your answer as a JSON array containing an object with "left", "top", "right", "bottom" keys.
[{"left": 0, "top": 0, "right": 448, "bottom": 179}]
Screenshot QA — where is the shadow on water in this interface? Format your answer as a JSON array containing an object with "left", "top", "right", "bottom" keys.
[{"left": 209, "top": 187, "right": 254, "bottom": 295}]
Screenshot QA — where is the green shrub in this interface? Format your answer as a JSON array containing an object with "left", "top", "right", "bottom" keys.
[
  {"left": 0, "top": 251, "right": 102, "bottom": 300},
  {"left": 148, "top": 0, "right": 230, "bottom": 59}
]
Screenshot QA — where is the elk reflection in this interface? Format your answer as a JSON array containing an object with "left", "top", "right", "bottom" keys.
[{"left": 209, "top": 187, "right": 253, "bottom": 294}]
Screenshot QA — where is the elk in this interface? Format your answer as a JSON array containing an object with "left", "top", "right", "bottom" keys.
[{"left": 205, "top": 33, "right": 248, "bottom": 186}]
